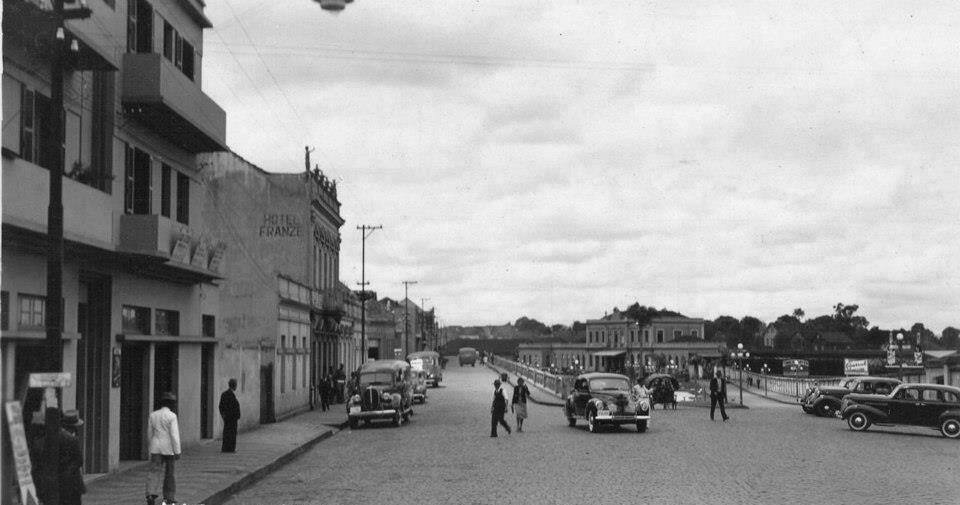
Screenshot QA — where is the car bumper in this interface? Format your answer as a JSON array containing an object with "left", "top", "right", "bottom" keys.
[
  {"left": 595, "top": 413, "right": 650, "bottom": 422},
  {"left": 426, "top": 378, "right": 440, "bottom": 386},
  {"left": 413, "top": 393, "right": 425, "bottom": 401},
  {"left": 348, "top": 407, "right": 399, "bottom": 419}
]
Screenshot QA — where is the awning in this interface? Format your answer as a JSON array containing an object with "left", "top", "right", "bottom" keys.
[{"left": 593, "top": 350, "right": 627, "bottom": 357}]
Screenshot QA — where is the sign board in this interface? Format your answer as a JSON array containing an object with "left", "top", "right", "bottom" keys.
[
  {"left": 111, "top": 346, "right": 122, "bottom": 388},
  {"left": 886, "top": 345, "right": 896, "bottom": 366},
  {"left": 782, "top": 359, "right": 809, "bottom": 377},
  {"left": 409, "top": 358, "right": 424, "bottom": 371},
  {"left": 844, "top": 359, "right": 869, "bottom": 376},
  {"left": 28, "top": 372, "right": 72, "bottom": 388},
  {"left": 170, "top": 239, "right": 191, "bottom": 263},
  {"left": 4, "top": 402, "right": 39, "bottom": 505},
  {"left": 191, "top": 240, "right": 209, "bottom": 268}
]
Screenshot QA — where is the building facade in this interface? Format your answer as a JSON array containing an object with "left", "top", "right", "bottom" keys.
[
  {"left": 200, "top": 151, "right": 344, "bottom": 424},
  {"left": 2, "top": 0, "right": 226, "bottom": 474}
]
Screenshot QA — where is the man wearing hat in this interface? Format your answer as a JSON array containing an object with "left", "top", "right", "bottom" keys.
[
  {"left": 58, "top": 410, "right": 86, "bottom": 505},
  {"left": 146, "top": 392, "right": 181, "bottom": 505},
  {"left": 490, "top": 379, "right": 511, "bottom": 437}
]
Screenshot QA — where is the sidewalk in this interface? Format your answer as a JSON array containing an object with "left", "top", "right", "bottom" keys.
[{"left": 84, "top": 407, "right": 348, "bottom": 505}]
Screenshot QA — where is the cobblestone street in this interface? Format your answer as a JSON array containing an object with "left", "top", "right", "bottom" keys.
[{"left": 225, "top": 365, "right": 960, "bottom": 505}]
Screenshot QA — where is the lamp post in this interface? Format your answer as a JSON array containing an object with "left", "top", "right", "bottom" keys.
[
  {"left": 419, "top": 297, "right": 430, "bottom": 351},
  {"left": 761, "top": 363, "right": 770, "bottom": 396},
  {"left": 896, "top": 332, "right": 904, "bottom": 381},
  {"left": 401, "top": 280, "right": 417, "bottom": 356},
  {"left": 730, "top": 342, "right": 750, "bottom": 406}
]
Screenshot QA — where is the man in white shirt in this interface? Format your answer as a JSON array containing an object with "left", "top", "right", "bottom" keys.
[{"left": 145, "top": 392, "right": 181, "bottom": 505}]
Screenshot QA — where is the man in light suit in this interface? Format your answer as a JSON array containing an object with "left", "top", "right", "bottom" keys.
[
  {"left": 146, "top": 392, "right": 181, "bottom": 505},
  {"left": 710, "top": 371, "right": 730, "bottom": 422}
]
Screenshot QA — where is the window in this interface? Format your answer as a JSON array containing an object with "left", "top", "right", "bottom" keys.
[
  {"left": 176, "top": 172, "right": 189, "bottom": 224},
  {"left": 18, "top": 294, "right": 45, "bottom": 329},
  {"left": 1, "top": 291, "right": 8, "bottom": 331},
  {"left": 20, "top": 88, "right": 35, "bottom": 162},
  {"left": 280, "top": 335, "right": 286, "bottom": 394},
  {"left": 302, "top": 337, "right": 308, "bottom": 388},
  {"left": 202, "top": 315, "right": 215, "bottom": 337},
  {"left": 181, "top": 40, "right": 195, "bottom": 80},
  {"left": 921, "top": 389, "right": 941, "bottom": 402},
  {"left": 657, "top": 330, "right": 664, "bottom": 343},
  {"left": 127, "top": 0, "right": 153, "bottom": 53},
  {"left": 896, "top": 388, "right": 920, "bottom": 401},
  {"left": 644, "top": 330, "right": 649, "bottom": 343},
  {"left": 155, "top": 309, "right": 180, "bottom": 336},
  {"left": 291, "top": 337, "right": 297, "bottom": 390},
  {"left": 160, "top": 164, "right": 171, "bottom": 217},
  {"left": 692, "top": 330, "right": 699, "bottom": 339},
  {"left": 163, "top": 21, "right": 174, "bottom": 61},
  {"left": 124, "top": 144, "right": 152, "bottom": 214},
  {"left": 674, "top": 330, "right": 682, "bottom": 340},
  {"left": 121, "top": 305, "right": 151, "bottom": 334}
]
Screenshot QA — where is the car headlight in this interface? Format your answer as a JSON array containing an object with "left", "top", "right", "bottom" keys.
[
  {"left": 639, "top": 400, "right": 650, "bottom": 411},
  {"left": 350, "top": 395, "right": 360, "bottom": 404},
  {"left": 596, "top": 401, "right": 606, "bottom": 410},
  {"left": 381, "top": 392, "right": 392, "bottom": 401}
]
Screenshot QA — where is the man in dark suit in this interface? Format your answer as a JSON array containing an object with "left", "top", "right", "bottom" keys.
[
  {"left": 58, "top": 410, "right": 86, "bottom": 505},
  {"left": 490, "top": 379, "right": 511, "bottom": 437},
  {"left": 710, "top": 371, "right": 729, "bottom": 421},
  {"left": 219, "top": 378, "right": 241, "bottom": 452}
]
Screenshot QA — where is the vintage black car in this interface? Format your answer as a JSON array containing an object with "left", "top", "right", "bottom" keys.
[
  {"left": 799, "top": 376, "right": 901, "bottom": 417},
  {"left": 840, "top": 383, "right": 960, "bottom": 438},
  {"left": 407, "top": 350, "right": 443, "bottom": 387},
  {"left": 347, "top": 359, "right": 415, "bottom": 428},
  {"left": 644, "top": 373, "right": 680, "bottom": 410},
  {"left": 563, "top": 373, "right": 651, "bottom": 433}
]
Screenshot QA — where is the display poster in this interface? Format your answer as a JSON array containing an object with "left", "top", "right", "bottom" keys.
[
  {"left": 4, "top": 401, "right": 39, "bottom": 505},
  {"left": 843, "top": 358, "right": 869, "bottom": 376}
]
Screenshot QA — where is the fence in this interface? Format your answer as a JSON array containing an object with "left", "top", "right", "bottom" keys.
[
  {"left": 736, "top": 370, "right": 844, "bottom": 399},
  {"left": 490, "top": 355, "right": 574, "bottom": 397}
]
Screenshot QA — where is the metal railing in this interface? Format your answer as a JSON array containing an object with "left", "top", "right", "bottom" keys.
[
  {"left": 737, "top": 370, "right": 844, "bottom": 398},
  {"left": 489, "top": 355, "right": 574, "bottom": 397}
]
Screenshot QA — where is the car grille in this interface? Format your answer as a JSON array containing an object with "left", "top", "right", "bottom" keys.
[{"left": 363, "top": 388, "right": 381, "bottom": 410}]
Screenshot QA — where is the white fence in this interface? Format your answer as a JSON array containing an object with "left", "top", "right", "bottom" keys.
[{"left": 490, "top": 355, "right": 574, "bottom": 397}]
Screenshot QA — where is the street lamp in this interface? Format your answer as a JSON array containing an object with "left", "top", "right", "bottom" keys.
[
  {"left": 730, "top": 342, "right": 750, "bottom": 406},
  {"left": 896, "top": 332, "right": 905, "bottom": 381},
  {"left": 761, "top": 363, "right": 770, "bottom": 396}
]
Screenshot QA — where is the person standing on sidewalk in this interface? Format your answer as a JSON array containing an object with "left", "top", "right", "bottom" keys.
[
  {"left": 710, "top": 371, "right": 729, "bottom": 422},
  {"left": 146, "top": 393, "right": 181, "bottom": 505},
  {"left": 490, "top": 379, "right": 511, "bottom": 437},
  {"left": 511, "top": 377, "right": 531, "bottom": 432},
  {"left": 58, "top": 410, "right": 86, "bottom": 505},
  {"left": 219, "top": 378, "right": 241, "bottom": 453}
]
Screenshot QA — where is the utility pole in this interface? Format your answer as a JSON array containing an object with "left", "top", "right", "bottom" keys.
[
  {"left": 356, "top": 225, "right": 381, "bottom": 363},
  {"left": 43, "top": 2, "right": 90, "bottom": 503},
  {"left": 419, "top": 298, "right": 430, "bottom": 352},
  {"left": 401, "top": 281, "right": 417, "bottom": 356}
]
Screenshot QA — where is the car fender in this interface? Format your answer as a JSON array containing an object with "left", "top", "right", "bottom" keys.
[
  {"left": 842, "top": 403, "right": 887, "bottom": 422},
  {"left": 938, "top": 409, "right": 960, "bottom": 422},
  {"left": 813, "top": 394, "right": 842, "bottom": 407}
]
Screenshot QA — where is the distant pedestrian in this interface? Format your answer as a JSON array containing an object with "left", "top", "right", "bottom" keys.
[
  {"left": 58, "top": 410, "right": 86, "bottom": 505},
  {"left": 631, "top": 377, "right": 650, "bottom": 402},
  {"left": 490, "top": 379, "right": 511, "bottom": 437},
  {"left": 335, "top": 364, "right": 347, "bottom": 403},
  {"left": 710, "top": 371, "right": 729, "bottom": 422},
  {"left": 511, "top": 378, "right": 531, "bottom": 432},
  {"left": 319, "top": 375, "right": 331, "bottom": 411},
  {"left": 219, "top": 378, "right": 241, "bottom": 453},
  {"left": 146, "top": 393, "right": 181, "bottom": 505}
]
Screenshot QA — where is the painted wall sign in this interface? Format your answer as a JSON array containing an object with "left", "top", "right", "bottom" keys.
[
  {"left": 4, "top": 401, "right": 39, "bottom": 505},
  {"left": 191, "top": 241, "right": 210, "bottom": 268},
  {"left": 170, "top": 239, "right": 191, "bottom": 263},
  {"left": 28, "top": 372, "right": 72, "bottom": 388},
  {"left": 260, "top": 214, "right": 302, "bottom": 237}
]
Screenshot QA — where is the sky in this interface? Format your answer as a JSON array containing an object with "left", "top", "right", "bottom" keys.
[{"left": 201, "top": 0, "right": 960, "bottom": 332}]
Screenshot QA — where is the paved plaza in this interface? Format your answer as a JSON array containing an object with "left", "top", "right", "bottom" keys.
[{"left": 224, "top": 365, "right": 960, "bottom": 505}]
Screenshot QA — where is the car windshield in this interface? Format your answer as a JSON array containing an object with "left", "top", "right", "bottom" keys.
[
  {"left": 590, "top": 378, "right": 630, "bottom": 391},
  {"left": 840, "top": 378, "right": 858, "bottom": 389},
  {"left": 359, "top": 372, "right": 394, "bottom": 386}
]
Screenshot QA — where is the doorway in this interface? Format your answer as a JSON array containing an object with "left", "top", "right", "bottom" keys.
[
  {"left": 119, "top": 343, "right": 148, "bottom": 460},
  {"left": 153, "top": 343, "right": 178, "bottom": 410},
  {"left": 200, "top": 344, "right": 213, "bottom": 438},
  {"left": 259, "top": 363, "right": 274, "bottom": 424},
  {"left": 76, "top": 274, "right": 111, "bottom": 473}
]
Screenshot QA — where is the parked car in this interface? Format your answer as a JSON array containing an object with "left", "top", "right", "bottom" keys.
[
  {"left": 412, "top": 369, "right": 428, "bottom": 404},
  {"left": 840, "top": 383, "right": 960, "bottom": 439},
  {"left": 563, "top": 373, "right": 651, "bottom": 433},
  {"left": 347, "top": 359, "right": 415, "bottom": 428},
  {"left": 799, "top": 376, "right": 901, "bottom": 417},
  {"left": 458, "top": 347, "right": 478, "bottom": 367},
  {"left": 407, "top": 350, "right": 443, "bottom": 387}
]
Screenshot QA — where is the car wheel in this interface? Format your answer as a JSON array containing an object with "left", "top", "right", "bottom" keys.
[
  {"left": 847, "top": 412, "right": 871, "bottom": 432},
  {"left": 940, "top": 418, "right": 960, "bottom": 439},
  {"left": 637, "top": 420, "right": 647, "bottom": 433},
  {"left": 817, "top": 402, "right": 837, "bottom": 418},
  {"left": 587, "top": 410, "right": 598, "bottom": 433},
  {"left": 349, "top": 418, "right": 358, "bottom": 429}
]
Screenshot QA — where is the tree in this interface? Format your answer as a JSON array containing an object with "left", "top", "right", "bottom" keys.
[
  {"left": 942, "top": 327, "right": 960, "bottom": 349},
  {"left": 792, "top": 308, "right": 805, "bottom": 321},
  {"left": 910, "top": 322, "right": 939, "bottom": 350},
  {"left": 740, "top": 316, "right": 765, "bottom": 347}
]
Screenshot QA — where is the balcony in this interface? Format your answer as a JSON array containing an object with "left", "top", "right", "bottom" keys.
[
  {"left": 121, "top": 53, "right": 226, "bottom": 153},
  {"left": 117, "top": 214, "right": 224, "bottom": 282},
  {"left": 1, "top": 156, "right": 114, "bottom": 250}
]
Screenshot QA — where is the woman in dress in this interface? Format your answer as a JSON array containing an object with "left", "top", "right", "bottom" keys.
[{"left": 511, "top": 377, "right": 531, "bottom": 432}]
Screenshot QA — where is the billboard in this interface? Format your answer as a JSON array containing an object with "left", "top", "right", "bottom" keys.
[
  {"left": 782, "top": 359, "right": 809, "bottom": 377},
  {"left": 844, "top": 358, "right": 869, "bottom": 376}
]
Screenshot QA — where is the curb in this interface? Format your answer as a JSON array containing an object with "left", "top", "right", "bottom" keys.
[{"left": 200, "top": 421, "right": 348, "bottom": 505}]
